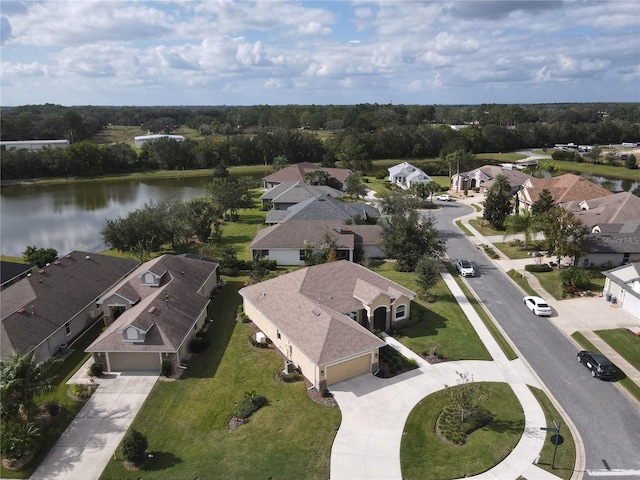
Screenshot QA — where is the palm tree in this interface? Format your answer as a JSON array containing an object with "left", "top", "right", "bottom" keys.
[
  {"left": 0, "top": 351, "right": 57, "bottom": 422},
  {"left": 503, "top": 210, "right": 539, "bottom": 249}
]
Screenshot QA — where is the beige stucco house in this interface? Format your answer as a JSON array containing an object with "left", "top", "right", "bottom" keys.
[
  {"left": 602, "top": 263, "right": 640, "bottom": 321},
  {"left": 86, "top": 254, "right": 219, "bottom": 373},
  {"left": 239, "top": 261, "right": 415, "bottom": 391}
]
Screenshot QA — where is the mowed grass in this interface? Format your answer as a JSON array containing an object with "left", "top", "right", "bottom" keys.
[
  {"left": 369, "top": 261, "right": 491, "bottom": 361},
  {"left": 401, "top": 383, "right": 524, "bottom": 480},
  {"left": 468, "top": 218, "right": 503, "bottom": 237},
  {"left": 595, "top": 329, "right": 640, "bottom": 371},
  {"left": 100, "top": 279, "right": 341, "bottom": 480},
  {"left": 532, "top": 269, "right": 606, "bottom": 300},
  {"left": 492, "top": 241, "right": 536, "bottom": 260}
]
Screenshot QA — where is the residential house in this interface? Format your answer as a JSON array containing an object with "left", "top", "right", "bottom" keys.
[
  {"left": 260, "top": 181, "right": 343, "bottom": 210},
  {"left": 0, "top": 252, "right": 138, "bottom": 361},
  {"left": 262, "top": 162, "right": 352, "bottom": 191},
  {"left": 134, "top": 134, "right": 186, "bottom": 147},
  {"left": 250, "top": 220, "right": 383, "bottom": 265},
  {"left": 1, "top": 261, "right": 34, "bottom": 290},
  {"left": 86, "top": 254, "right": 220, "bottom": 373},
  {"left": 239, "top": 261, "right": 415, "bottom": 391},
  {"left": 554, "top": 192, "right": 640, "bottom": 268},
  {"left": 388, "top": 162, "right": 433, "bottom": 189},
  {"left": 518, "top": 173, "right": 612, "bottom": 211},
  {"left": 602, "top": 263, "right": 640, "bottom": 321},
  {"left": 451, "top": 165, "right": 533, "bottom": 195},
  {"left": 265, "top": 194, "right": 380, "bottom": 225}
]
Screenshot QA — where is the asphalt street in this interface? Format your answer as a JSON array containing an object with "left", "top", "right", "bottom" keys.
[{"left": 428, "top": 200, "right": 640, "bottom": 480}]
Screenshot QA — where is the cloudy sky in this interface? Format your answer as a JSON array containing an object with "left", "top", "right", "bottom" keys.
[{"left": 1, "top": 0, "right": 639, "bottom": 106}]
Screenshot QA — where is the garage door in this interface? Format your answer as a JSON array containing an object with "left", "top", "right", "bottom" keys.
[
  {"left": 108, "top": 352, "right": 161, "bottom": 372},
  {"left": 622, "top": 292, "right": 640, "bottom": 320},
  {"left": 326, "top": 354, "right": 371, "bottom": 386}
]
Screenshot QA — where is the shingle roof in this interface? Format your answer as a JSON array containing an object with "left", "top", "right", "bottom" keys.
[
  {"left": 584, "top": 221, "right": 640, "bottom": 254},
  {"left": 250, "top": 221, "right": 382, "bottom": 250},
  {"left": 524, "top": 173, "right": 612, "bottom": 205},
  {"left": 263, "top": 162, "right": 352, "bottom": 184},
  {"left": 1, "top": 252, "right": 139, "bottom": 359},
  {"left": 266, "top": 195, "right": 380, "bottom": 224},
  {"left": 239, "top": 261, "right": 415, "bottom": 365},
  {"left": 86, "top": 255, "right": 219, "bottom": 353},
  {"left": 260, "top": 181, "right": 342, "bottom": 203},
  {"left": 1, "top": 261, "right": 34, "bottom": 286},
  {"left": 563, "top": 192, "right": 640, "bottom": 228}
]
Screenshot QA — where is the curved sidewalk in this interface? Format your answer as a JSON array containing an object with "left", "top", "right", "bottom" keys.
[{"left": 330, "top": 268, "right": 562, "bottom": 480}]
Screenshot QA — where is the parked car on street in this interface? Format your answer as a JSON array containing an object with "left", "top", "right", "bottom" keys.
[
  {"left": 436, "top": 194, "right": 451, "bottom": 201},
  {"left": 523, "top": 296, "right": 552, "bottom": 316},
  {"left": 577, "top": 351, "right": 617, "bottom": 379},
  {"left": 455, "top": 259, "right": 475, "bottom": 277}
]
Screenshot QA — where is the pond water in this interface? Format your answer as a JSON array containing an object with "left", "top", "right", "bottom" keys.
[{"left": 1, "top": 177, "right": 211, "bottom": 257}]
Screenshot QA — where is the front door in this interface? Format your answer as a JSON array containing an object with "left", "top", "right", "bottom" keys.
[{"left": 373, "top": 306, "right": 387, "bottom": 331}]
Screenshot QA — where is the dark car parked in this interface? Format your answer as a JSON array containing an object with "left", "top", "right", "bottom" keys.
[{"left": 577, "top": 351, "right": 617, "bottom": 379}]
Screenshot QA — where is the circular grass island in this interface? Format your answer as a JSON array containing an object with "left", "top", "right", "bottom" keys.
[{"left": 401, "top": 382, "right": 524, "bottom": 480}]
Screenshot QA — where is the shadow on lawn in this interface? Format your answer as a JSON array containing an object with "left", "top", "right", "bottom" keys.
[
  {"left": 485, "top": 417, "right": 525, "bottom": 435},
  {"left": 181, "top": 279, "right": 245, "bottom": 379},
  {"left": 141, "top": 451, "right": 182, "bottom": 471}
]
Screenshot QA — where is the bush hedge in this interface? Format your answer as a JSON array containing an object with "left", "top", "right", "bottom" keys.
[
  {"left": 122, "top": 429, "right": 148, "bottom": 464},
  {"left": 524, "top": 264, "right": 553, "bottom": 272},
  {"left": 89, "top": 361, "right": 103, "bottom": 377}
]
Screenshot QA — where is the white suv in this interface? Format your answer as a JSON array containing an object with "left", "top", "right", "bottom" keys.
[{"left": 455, "top": 259, "right": 475, "bottom": 277}]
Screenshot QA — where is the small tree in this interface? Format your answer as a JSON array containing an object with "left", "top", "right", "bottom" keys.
[
  {"left": 122, "top": 429, "right": 148, "bottom": 465},
  {"left": 249, "top": 259, "right": 269, "bottom": 284},
  {"left": 447, "top": 371, "right": 485, "bottom": 423},
  {"left": 482, "top": 174, "right": 512, "bottom": 230},
  {"left": 415, "top": 256, "right": 440, "bottom": 299},
  {"left": 22, "top": 246, "right": 58, "bottom": 268},
  {"left": 626, "top": 154, "right": 638, "bottom": 170},
  {"left": 344, "top": 173, "right": 367, "bottom": 199},
  {"left": 539, "top": 207, "right": 589, "bottom": 264},
  {"left": 531, "top": 188, "right": 554, "bottom": 217},
  {"left": 560, "top": 266, "right": 591, "bottom": 289}
]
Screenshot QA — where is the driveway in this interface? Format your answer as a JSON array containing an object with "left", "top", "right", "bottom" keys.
[{"left": 31, "top": 371, "right": 158, "bottom": 480}]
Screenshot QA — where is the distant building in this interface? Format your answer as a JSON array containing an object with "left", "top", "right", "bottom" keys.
[
  {"left": 0, "top": 140, "right": 69, "bottom": 151},
  {"left": 134, "top": 134, "right": 186, "bottom": 147},
  {"left": 387, "top": 162, "right": 433, "bottom": 189}
]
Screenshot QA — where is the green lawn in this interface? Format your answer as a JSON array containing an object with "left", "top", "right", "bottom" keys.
[
  {"left": 401, "top": 383, "right": 524, "bottom": 480},
  {"left": 595, "top": 329, "right": 640, "bottom": 370},
  {"left": 100, "top": 279, "right": 340, "bottom": 479},
  {"left": 476, "top": 152, "right": 527, "bottom": 162},
  {"left": 493, "top": 241, "right": 536, "bottom": 260},
  {"left": 468, "top": 218, "right": 504, "bottom": 237},
  {"left": 532, "top": 269, "right": 606, "bottom": 300},
  {"left": 455, "top": 220, "right": 473, "bottom": 236},
  {"left": 507, "top": 269, "right": 539, "bottom": 297},
  {"left": 529, "top": 387, "right": 576, "bottom": 479},
  {"left": 571, "top": 332, "right": 640, "bottom": 402},
  {"left": 552, "top": 160, "right": 640, "bottom": 181},
  {"left": 370, "top": 261, "right": 491, "bottom": 361}
]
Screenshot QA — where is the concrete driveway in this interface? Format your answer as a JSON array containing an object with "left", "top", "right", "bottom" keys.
[{"left": 31, "top": 371, "right": 158, "bottom": 480}]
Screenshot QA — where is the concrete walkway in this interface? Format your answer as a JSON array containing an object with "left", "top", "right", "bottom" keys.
[
  {"left": 330, "top": 265, "right": 563, "bottom": 480},
  {"left": 30, "top": 362, "right": 158, "bottom": 480}
]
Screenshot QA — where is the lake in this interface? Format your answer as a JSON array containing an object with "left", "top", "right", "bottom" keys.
[{"left": 1, "top": 177, "right": 211, "bottom": 257}]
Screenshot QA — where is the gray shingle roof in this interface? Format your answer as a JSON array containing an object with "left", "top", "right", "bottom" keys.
[
  {"left": 261, "top": 181, "right": 342, "bottom": 203},
  {"left": 86, "top": 255, "right": 219, "bottom": 353},
  {"left": 563, "top": 192, "right": 640, "bottom": 228},
  {"left": 267, "top": 195, "right": 380, "bottom": 224},
  {"left": 263, "top": 162, "right": 352, "bottom": 185},
  {"left": 239, "top": 261, "right": 415, "bottom": 365},
  {"left": 1, "top": 252, "right": 139, "bottom": 359}
]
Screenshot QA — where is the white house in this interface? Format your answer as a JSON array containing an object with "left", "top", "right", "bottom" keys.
[
  {"left": 602, "top": 263, "right": 640, "bottom": 321},
  {"left": 387, "top": 162, "right": 433, "bottom": 189}
]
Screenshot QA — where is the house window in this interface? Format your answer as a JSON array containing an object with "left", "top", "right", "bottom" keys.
[
  {"left": 623, "top": 253, "right": 630, "bottom": 264},
  {"left": 64, "top": 322, "right": 71, "bottom": 335},
  {"left": 299, "top": 250, "right": 306, "bottom": 261},
  {"left": 337, "top": 249, "right": 350, "bottom": 261},
  {"left": 395, "top": 304, "right": 406, "bottom": 320},
  {"left": 254, "top": 249, "right": 269, "bottom": 259}
]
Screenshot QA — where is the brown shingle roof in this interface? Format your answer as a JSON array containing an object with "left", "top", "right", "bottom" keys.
[
  {"left": 0, "top": 252, "right": 139, "bottom": 359},
  {"left": 263, "top": 162, "right": 352, "bottom": 184},
  {"left": 86, "top": 255, "right": 219, "bottom": 353},
  {"left": 525, "top": 173, "right": 612, "bottom": 205},
  {"left": 239, "top": 261, "right": 414, "bottom": 365}
]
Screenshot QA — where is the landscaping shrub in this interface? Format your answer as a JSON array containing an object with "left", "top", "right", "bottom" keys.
[
  {"left": 234, "top": 394, "right": 267, "bottom": 419},
  {"left": 122, "top": 429, "right": 148, "bottom": 464},
  {"left": 160, "top": 361, "right": 172, "bottom": 377},
  {"left": 45, "top": 401, "right": 60, "bottom": 417},
  {"left": 507, "top": 269, "right": 523, "bottom": 279},
  {"left": 249, "top": 335, "right": 269, "bottom": 348},
  {"left": 278, "top": 371, "right": 301, "bottom": 382},
  {"left": 375, "top": 170, "right": 387, "bottom": 180},
  {"left": 89, "top": 361, "right": 103, "bottom": 377},
  {"left": 524, "top": 264, "right": 553, "bottom": 273},
  {"left": 71, "top": 383, "right": 92, "bottom": 398},
  {"left": 481, "top": 244, "right": 500, "bottom": 259},
  {"left": 259, "top": 258, "right": 278, "bottom": 271},
  {"left": 437, "top": 406, "right": 493, "bottom": 445}
]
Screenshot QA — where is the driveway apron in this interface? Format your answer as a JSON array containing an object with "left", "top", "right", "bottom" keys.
[{"left": 31, "top": 372, "right": 158, "bottom": 480}]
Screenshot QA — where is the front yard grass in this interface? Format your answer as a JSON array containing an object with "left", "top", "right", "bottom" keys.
[
  {"left": 455, "top": 220, "right": 473, "bottom": 236},
  {"left": 571, "top": 332, "right": 640, "bottom": 402},
  {"left": 100, "top": 279, "right": 341, "bottom": 480},
  {"left": 401, "top": 383, "right": 524, "bottom": 480},
  {"left": 468, "top": 218, "right": 504, "bottom": 237},
  {"left": 492, "top": 241, "right": 536, "bottom": 260},
  {"left": 595, "top": 329, "right": 640, "bottom": 371},
  {"left": 507, "top": 269, "right": 539, "bottom": 297},
  {"left": 370, "top": 261, "right": 491, "bottom": 361},
  {"left": 532, "top": 269, "right": 606, "bottom": 301}
]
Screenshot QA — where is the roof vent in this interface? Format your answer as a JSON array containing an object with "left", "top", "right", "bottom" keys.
[
  {"left": 312, "top": 307, "right": 322, "bottom": 316},
  {"left": 66, "top": 254, "right": 72, "bottom": 259},
  {"left": 148, "top": 306, "right": 156, "bottom": 314},
  {"left": 17, "top": 308, "right": 25, "bottom": 314},
  {"left": 54, "top": 260, "right": 61, "bottom": 265},
  {"left": 86, "top": 255, "right": 90, "bottom": 260},
  {"left": 38, "top": 269, "right": 45, "bottom": 274}
]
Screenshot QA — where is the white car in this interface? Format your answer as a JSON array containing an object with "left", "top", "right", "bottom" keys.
[
  {"left": 523, "top": 296, "right": 552, "bottom": 316},
  {"left": 454, "top": 259, "right": 475, "bottom": 277},
  {"left": 436, "top": 194, "right": 452, "bottom": 201}
]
